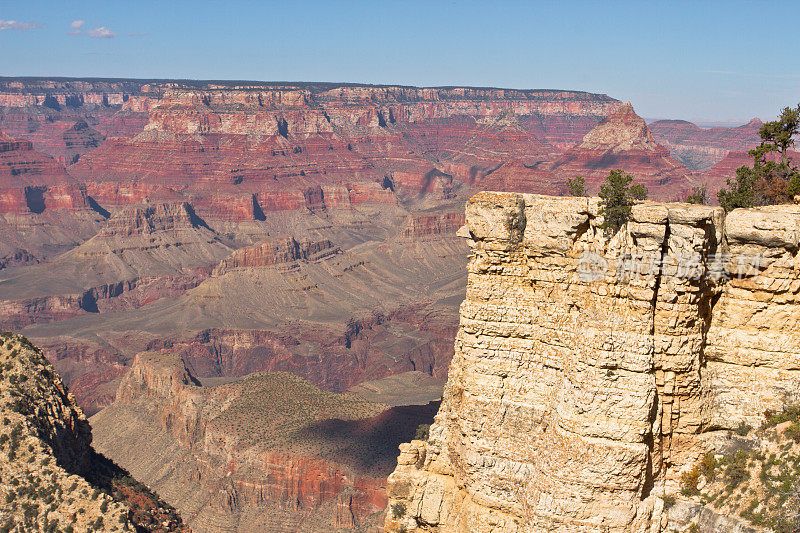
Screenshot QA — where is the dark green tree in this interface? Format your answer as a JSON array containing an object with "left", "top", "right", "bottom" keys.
[
  {"left": 718, "top": 166, "right": 758, "bottom": 211},
  {"left": 566, "top": 176, "right": 587, "bottom": 196},
  {"left": 718, "top": 104, "right": 800, "bottom": 210},
  {"left": 685, "top": 185, "right": 708, "bottom": 205},
  {"left": 599, "top": 169, "right": 648, "bottom": 234}
]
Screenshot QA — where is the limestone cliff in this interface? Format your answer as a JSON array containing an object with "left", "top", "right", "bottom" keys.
[{"left": 385, "top": 192, "right": 800, "bottom": 532}]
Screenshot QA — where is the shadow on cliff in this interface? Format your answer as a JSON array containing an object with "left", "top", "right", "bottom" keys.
[{"left": 297, "top": 401, "right": 440, "bottom": 476}]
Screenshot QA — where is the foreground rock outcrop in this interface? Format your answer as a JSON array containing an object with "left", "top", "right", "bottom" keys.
[
  {"left": 386, "top": 192, "right": 800, "bottom": 532},
  {"left": 0, "top": 333, "right": 187, "bottom": 531}
]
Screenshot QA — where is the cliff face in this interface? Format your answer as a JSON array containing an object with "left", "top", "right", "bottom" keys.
[
  {"left": 649, "top": 118, "right": 763, "bottom": 171},
  {"left": 0, "top": 78, "right": 150, "bottom": 165},
  {"left": 0, "top": 130, "right": 88, "bottom": 214},
  {"left": 385, "top": 192, "right": 800, "bottom": 532},
  {"left": 64, "top": 83, "right": 619, "bottom": 218}
]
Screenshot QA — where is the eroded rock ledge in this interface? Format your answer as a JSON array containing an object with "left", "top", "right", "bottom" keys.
[{"left": 386, "top": 192, "right": 800, "bottom": 532}]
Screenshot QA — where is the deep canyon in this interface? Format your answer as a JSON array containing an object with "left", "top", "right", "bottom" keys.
[{"left": 0, "top": 77, "right": 772, "bottom": 531}]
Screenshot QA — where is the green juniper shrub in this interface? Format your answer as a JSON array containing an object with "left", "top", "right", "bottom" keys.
[
  {"left": 724, "top": 450, "right": 751, "bottom": 491},
  {"left": 566, "top": 176, "right": 587, "bottom": 197},
  {"left": 718, "top": 166, "right": 759, "bottom": 211},
  {"left": 598, "top": 169, "right": 647, "bottom": 235},
  {"left": 685, "top": 185, "right": 708, "bottom": 204},
  {"left": 718, "top": 104, "right": 800, "bottom": 211}
]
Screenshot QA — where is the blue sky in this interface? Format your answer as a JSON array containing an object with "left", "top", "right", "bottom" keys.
[{"left": 1, "top": 0, "right": 797, "bottom": 122}]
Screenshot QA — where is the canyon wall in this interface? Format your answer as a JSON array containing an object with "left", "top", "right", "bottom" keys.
[
  {"left": 90, "top": 351, "right": 440, "bottom": 532},
  {"left": 649, "top": 119, "right": 763, "bottom": 171},
  {"left": 386, "top": 192, "right": 800, "bottom": 532}
]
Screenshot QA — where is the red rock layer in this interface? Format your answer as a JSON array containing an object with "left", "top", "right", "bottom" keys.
[
  {"left": 649, "top": 118, "right": 764, "bottom": 171},
  {"left": 0, "top": 78, "right": 152, "bottom": 164},
  {"left": 91, "top": 352, "right": 440, "bottom": 531},
  {"left": 0, "top": 129, "right": 90, "bottom": 213},
  {"left": 399, "top": 212, "right": 465, "bottom": 239},
  {"left": 64, "top": 84, "right": 621, "bottom": 219},
  {"left": 649, "top": 118, "right": 763, "bottom": 152},
  {"left": 701, "top": 149, "right": 800, "bottom": 196},
  {"left": 212, "top": 237, "right": 336, "bottom": 274}
]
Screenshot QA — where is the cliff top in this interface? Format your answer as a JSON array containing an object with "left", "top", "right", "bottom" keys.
[
  {"left": 465, "top": 191, "right": 800, "bottom": 250},
  {"left": 0, "top": 76, "right": 619, "bottom": 102}
]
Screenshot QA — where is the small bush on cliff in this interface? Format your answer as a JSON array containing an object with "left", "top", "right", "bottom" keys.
[
  {"left": 662, "top": 495, "right": 676, "bottom": 509},
  {"left": 680, "top": 465, "right": 701, "bottom": 496},
  {"left": 699, "top": 452, "right": 717, "bottom": 481},
  {"left": 735, "top": 421, "right": 752, "bottom": 436},
  {"left": 598, "top": 169, "right": 648, "bottom": 235},
  {"left": 414, "top": 423, "right": 430, "bottom": 440},
  {"left": 685, "top": 185, "right": 708, "bottom": 205},
  {"left": 718, "top": 104, "right": 800, "bottom": 211},
  {"left": 566, "top": 176, "right": 587, "bottom": 197},
  {"left": 391, "top": 502, "right": 407, "bottom": 519}
]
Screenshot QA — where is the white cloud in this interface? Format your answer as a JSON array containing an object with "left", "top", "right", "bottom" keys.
[
  {"left": 86, "top": 26, "right": 115, "bottom": 38},
  {"left": 0, "top": 19, "right": 42, "bottom": 31},
  {"left": 70, "top": 20, "right": 85, "bottom": 29}
]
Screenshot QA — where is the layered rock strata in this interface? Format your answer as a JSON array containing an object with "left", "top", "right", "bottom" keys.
[
  {"left": 549, "top": 103, "right": 690, "bottom": 198},
  {"left": 649, "top": 118, "right": 763, "bottom": 171},
  {"left": 91, "top": 351, "right": 440, "bottom": 532},
  {"left": 386, "top": 192, "right": 800, "bottom": 532}
]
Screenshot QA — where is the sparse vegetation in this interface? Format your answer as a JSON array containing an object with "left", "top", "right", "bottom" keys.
[
  {"left": 662, "top": 494, "right": 675, "bottom": 509},
  {"left": 718, "top": 104, "right": 800, "bottom": 211},
  {"left": 685, "top": 185, "right": 708, "bottom": 205},
  {"left": 414, "top": 423, "right": 430, "bottom": 441},
  {"left": 680, "top": 464, "right": 701, "bottom": 496},
  {"left": 391, "top": 501, "right": 407, "bottom": 519},
  {"left": 679, "top": 406, "right": 800, "bottom": 531},
  {"left": 0, "top": 334, "right": 187, "bottom": 532},
  {"left": 735, "top": 421, "right": 752, "bottom": 436}
]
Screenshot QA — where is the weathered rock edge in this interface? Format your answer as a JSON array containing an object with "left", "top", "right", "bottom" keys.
[{"left": 385, "top": 192, "right": 800, "bottom": 532}]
